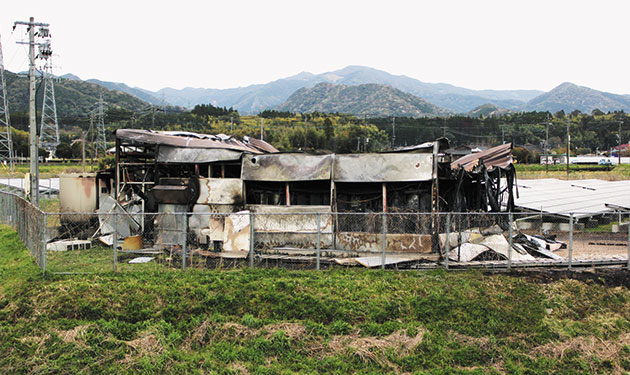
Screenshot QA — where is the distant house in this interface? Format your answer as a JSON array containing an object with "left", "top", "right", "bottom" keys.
[{"left": 444, "top": 145, "right": 472, "bottom": 161}]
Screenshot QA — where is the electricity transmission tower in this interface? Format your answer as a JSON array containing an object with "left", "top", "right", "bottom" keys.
[
  {"left": 94, "top": 94, "right": 107, "bottom": 153},
  {"left": 39, "top": 44, "right": 60, "bottom": 156},
  {"left": 0, "top": 33, "right": 14, "bottom": 175}
]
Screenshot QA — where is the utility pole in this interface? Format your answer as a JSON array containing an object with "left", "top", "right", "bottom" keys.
[
  {"left": 544, "top": 122, "right": 551, "bottom": 173},
  {"left": 0, "top": 32, "right": 15, "bottom": 177},
  {"left": 230, "top": 115, "right": 233, "bottom": 134},
  {"left": 566, "top": 116, "right": 570, "bottom": 177},
  {"left": 618, "top": 120, "right": 623, "bottom": 166},
  {"left": 391, "top": 116, "right": 396, "bottom": 149},
  {"left": 14, "top": 17, "right": 50, "bottom": 207},
  {"left": 502, "top": 127, "right": 505, "bottom": 144}
]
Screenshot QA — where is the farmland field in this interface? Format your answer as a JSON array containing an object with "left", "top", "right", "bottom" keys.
[{"left": 1, "top": 225, "right": 630, "bottom": 374}]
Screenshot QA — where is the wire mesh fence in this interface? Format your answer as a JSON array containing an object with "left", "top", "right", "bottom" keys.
[{"left": 1, "top": 191, "right": 629, "bottom": 274}]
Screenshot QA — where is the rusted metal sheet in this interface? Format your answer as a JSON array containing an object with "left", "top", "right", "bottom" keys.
[
  {"left": 336, "top": 232, "right": 432, "bottom": 253},
  {"left": 241, "top": 154, "right": 332, "bottom": 181},
  {"left": 116, "top": 129, "right": 278, "bottom": 153},
  {"left": 247, "top": 205, "right": 333, "bottom": 233},
  {"left": 197, "top": 178, "right": 243, "bottom": 204},
  {"left": 450, "top": 143, "right": 513, "bottom": 172},
  {"left": 157, "top": 146, "right": 244, "bottom": 163},
  {"left": 333, "top": 153, "right": 433, "bottom": 182}
]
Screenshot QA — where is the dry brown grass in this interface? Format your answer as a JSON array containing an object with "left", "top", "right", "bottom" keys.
[
  {"left": 121, "top": 332, "right": 164, "bottom": 364},
  {"left": 327, "top": 329, "right": 424, "bottom": 368},
  {"left": 54, "top": 325, "right": 89, "bottom": 345},
  {"left": 533, "top": 333, "right": 630, "bottom": 374}
]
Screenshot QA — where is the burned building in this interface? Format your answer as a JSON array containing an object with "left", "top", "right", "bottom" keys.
[{"left": 61, "top": 129, "right": 516, "bottom": 263}]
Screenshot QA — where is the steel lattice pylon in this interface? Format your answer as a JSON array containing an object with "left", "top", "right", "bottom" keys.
[
  {"left": 95, "top": 94, "right": 107, "bottom": 153},
  {"left": 39, "top": 60, "right": 60, "bottom": 155},
  {"left": 0, "top": 33, "right": 14, "bottom": 175}
]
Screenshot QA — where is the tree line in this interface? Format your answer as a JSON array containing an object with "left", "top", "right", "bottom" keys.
[{"left": 9, "top": 103, "right": 630, "bottom": 163}]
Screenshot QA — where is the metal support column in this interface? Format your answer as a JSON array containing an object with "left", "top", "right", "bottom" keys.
[
  {"left": 381, "top": 212, "right": 386, "bottom": 270},
  {"left": 445, "top": 213, "right": 450, "bottom": 270},
  {"left": 568, "top": 213, "right": 573, "bottom": 270},
  {"left": 508, "top": 212, "right": 513, "bottom": 269},
  {"left": 181, "top": 213, "right": 187, "bottom": 270},
  {"left": 113, "top": 212, "right": 118, "bottom": 272},
  {"left": 249, "top": 212, "right": 255, "bottom": 268}
]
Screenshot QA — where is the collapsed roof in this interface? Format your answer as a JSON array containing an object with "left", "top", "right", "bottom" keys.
[{"left": 450, "top": 143, "right": 513, "bottom": 172}]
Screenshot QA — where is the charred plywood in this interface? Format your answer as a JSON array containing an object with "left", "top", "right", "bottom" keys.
[
  {"left": 333, "top": 153, "right": 433, "bottom": 182},
  {"left": 241, "top": 154, "right": 332, "bottom": 181},
  {"left": 197, "top": 178, "right": 243, "bottom": 205},
  {"left": 336, "top": 232, "right": 432, "bottom": 253}
]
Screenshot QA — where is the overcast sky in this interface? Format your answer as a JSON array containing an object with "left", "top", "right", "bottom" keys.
[{"left": 2, "top": 0, "right": 628, "bottom": 94}]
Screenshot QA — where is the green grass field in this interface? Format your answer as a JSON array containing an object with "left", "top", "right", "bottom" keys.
[
  {"left": 515, "top": 164, "right": 630, "bottom": 180},
  {"left": 0, "top": 162, "right": 95, "bottom": 178},
  {"left": 1, "top": 226, "right": 630, "bottom": 374}
]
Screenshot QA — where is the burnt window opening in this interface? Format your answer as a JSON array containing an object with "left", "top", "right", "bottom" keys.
[
  {"left": 289, "top": 181, "right": 330, "bottom": 206},
  {"left": 245, "top": 180, "right": 331, "bottom": 206},
  {"left": 336, "top": 182, "right": 383, "bottom": 213},
  {"left": 386, "top": 182, "right": 431, "bottom": 213},
  {"left": 208, "top": 163, "right": 241, "bottom": 179},
  {"left": 245, "top": 181, "right": 286, "bottom": 205}
]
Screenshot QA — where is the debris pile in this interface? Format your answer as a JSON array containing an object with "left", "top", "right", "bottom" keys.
[{"left": 440, "top": 224, "right": 566, "bottom": 263}]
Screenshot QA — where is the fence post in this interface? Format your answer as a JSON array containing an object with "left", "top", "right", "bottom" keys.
[
  {"left": 316, "top": 213, "right": 321, "bottom": 271},
  {"left": 445, "top": 213, "right": 450, "bottom": 270},
  {"left": 42, "top": 212, "right": 47, "bottom": 274},
  {"left": 113, "top": 212, "right": 118, "bottom": 272},
  {"left": 568, "top": 213, "right": 573, "bottom": 270},
  {"left": 381, "top": 212, "right": 386, "bottom": 270},
  {"left": 249, "top": 212, "right": 255, "bottom": 268},
  {"left": 181, "top": 213, "right": 187, "bottom": 271},
  {"left": 508, "top": 212, "right": 513, "bottom": 270},
  {"left": 627, "top": 213, "right": 629, "bottom": 270}
]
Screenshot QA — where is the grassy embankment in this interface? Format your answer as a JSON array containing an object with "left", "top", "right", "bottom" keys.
[{"left": 1, "top": 225, "right": 630, "bottom": 374}]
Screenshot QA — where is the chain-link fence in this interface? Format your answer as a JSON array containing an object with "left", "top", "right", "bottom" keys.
[{"left": 1, "top": 191, "right": 629, "bottom": 273}]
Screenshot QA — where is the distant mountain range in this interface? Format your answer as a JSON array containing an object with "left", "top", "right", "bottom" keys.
[
  {"left": 278, "top": 82, "right": 451, "bottom": 117},
  {"left": 522, "top": 82, "right": 630, "bottom": 113},
  {"left": 151, "top": 65, "right": 544, "bottom": 114},
  {"left": 13, "top": 65, "right": 630, "bottom": 118}
]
